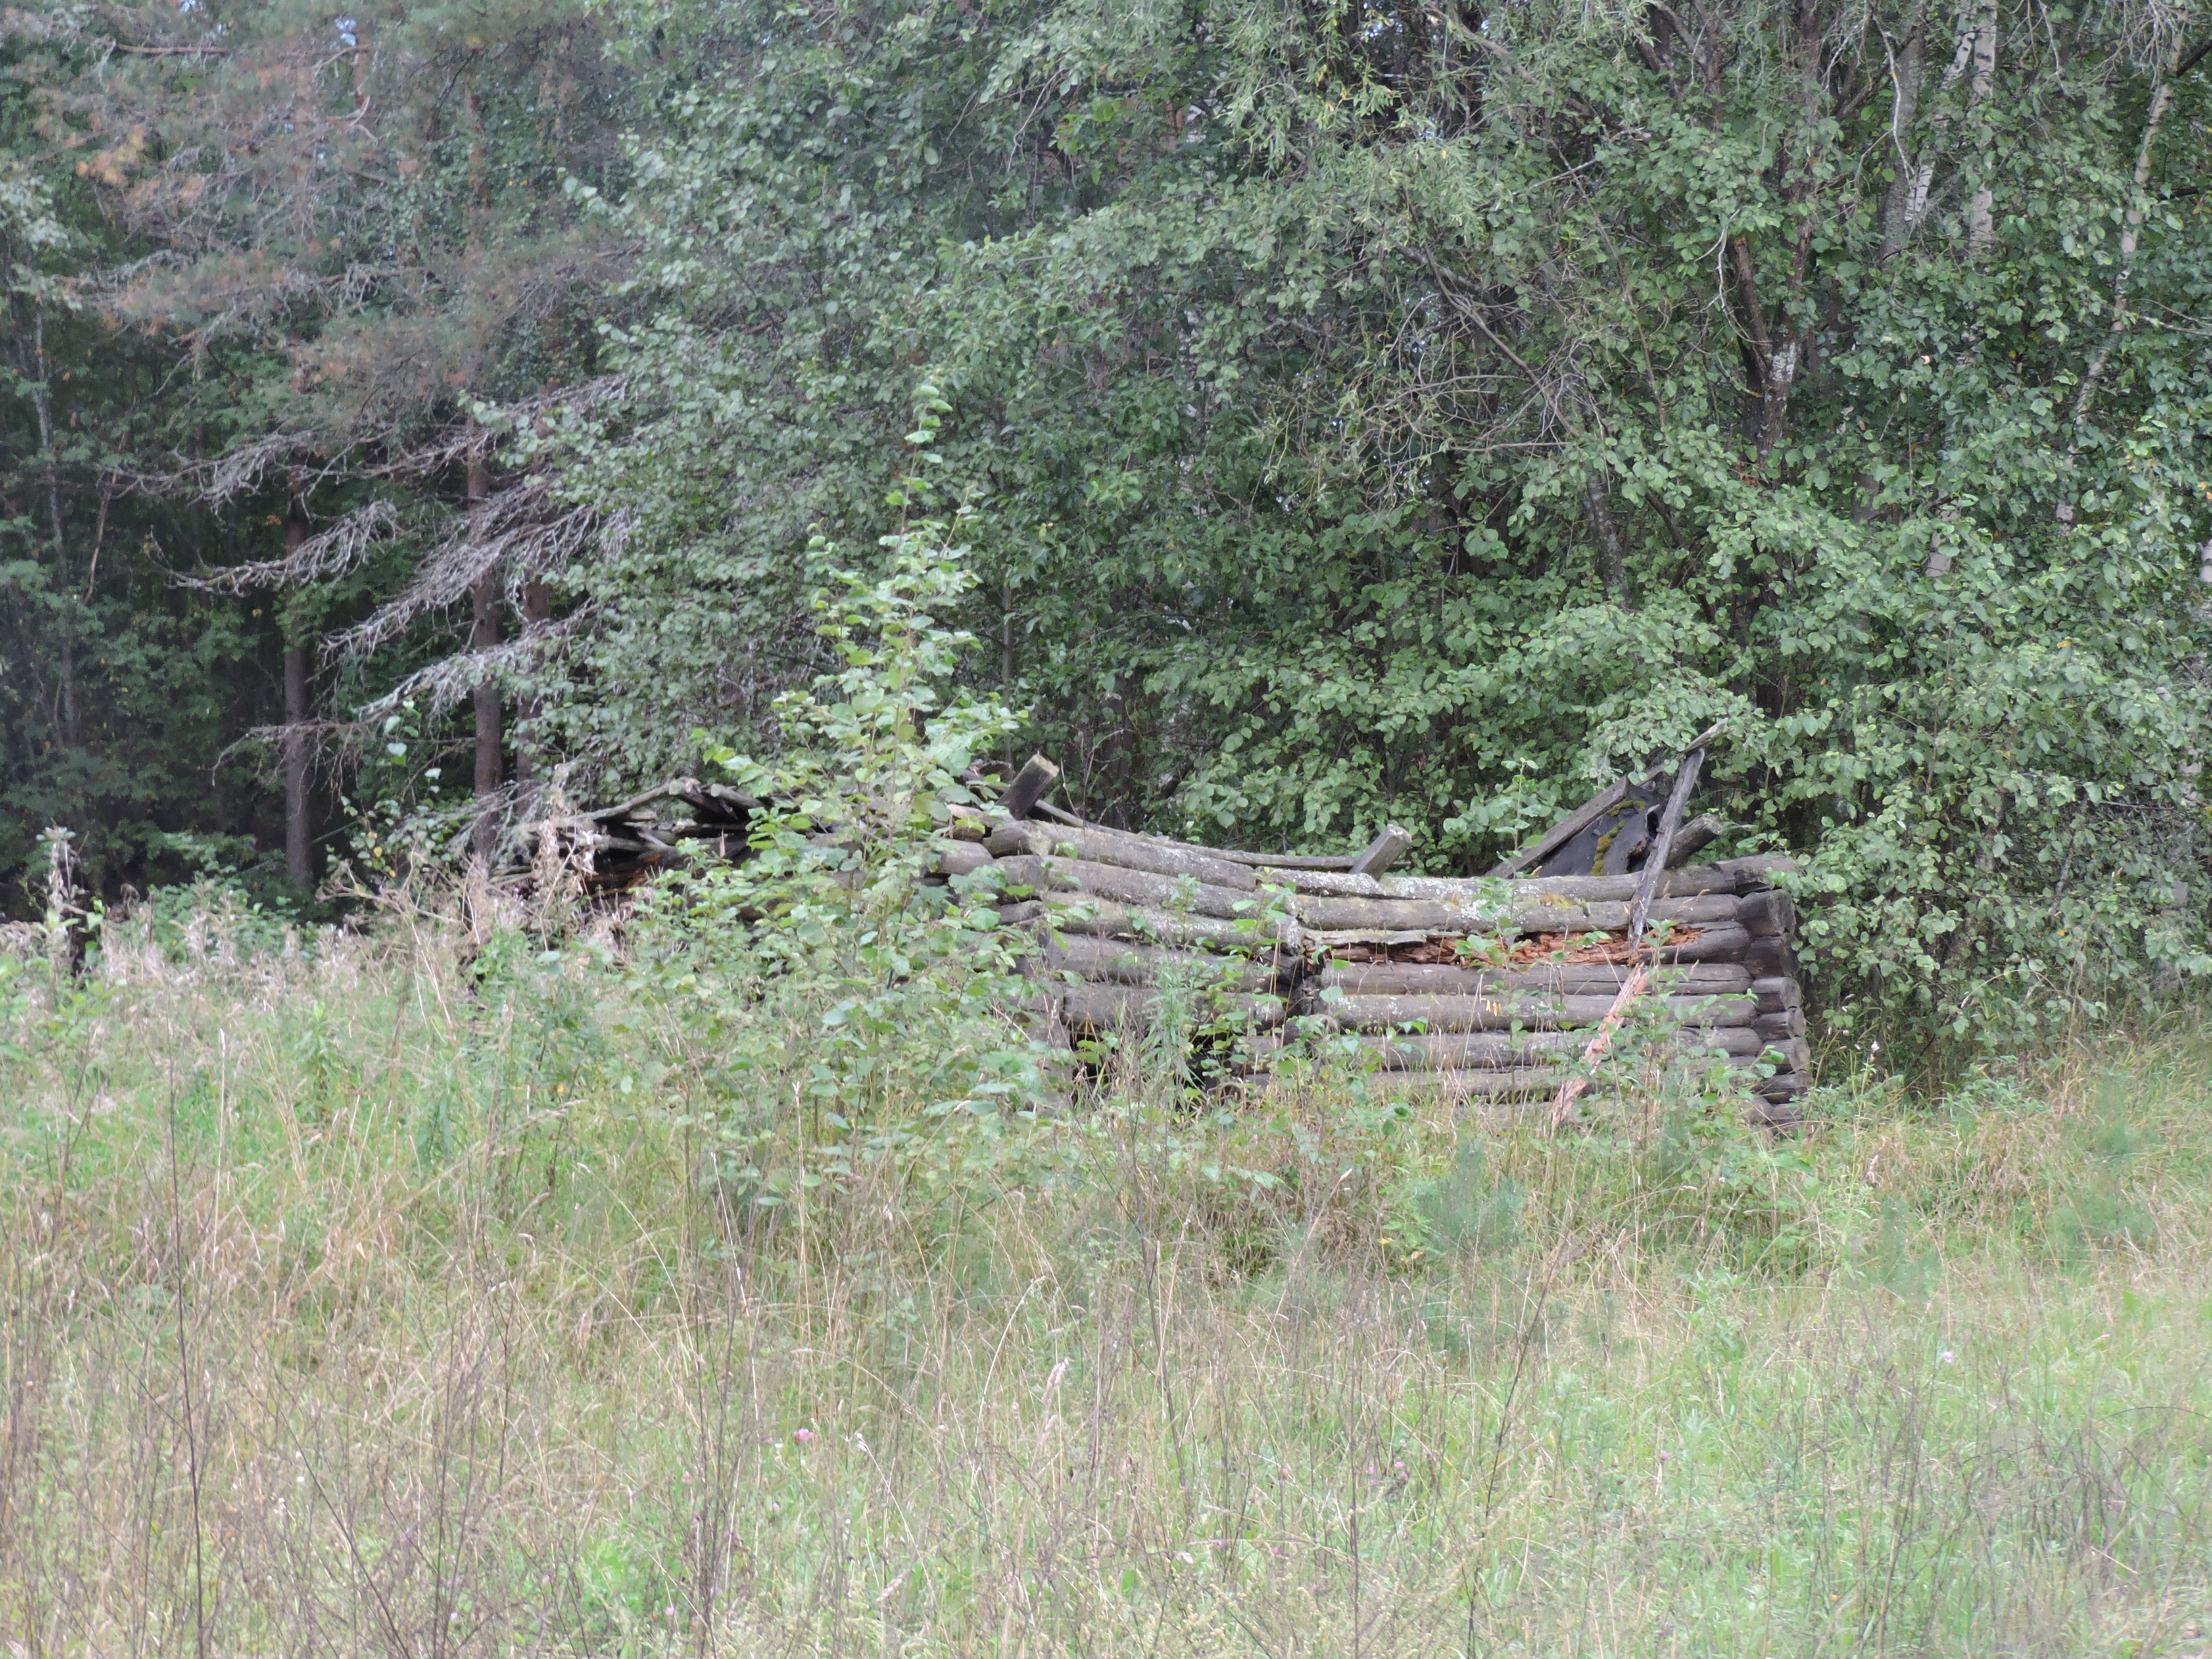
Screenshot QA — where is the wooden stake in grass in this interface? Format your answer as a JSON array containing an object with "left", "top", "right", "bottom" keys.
[{"left": 1548, "top": 722, "right": 1723, "bottom": 1130}]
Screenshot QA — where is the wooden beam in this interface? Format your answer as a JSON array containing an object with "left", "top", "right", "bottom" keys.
[
  {"left": 1550, "top": 721, "right": 1726, "bottom": 1129},
  {"left": 1667, "top": 812, "right": 1725, "bottom": 867},
  {"left": 1626, "top": 722, "right": 1724, "bottom": 942},
  {"left": 1212, "top": 850, "right": 1359, "bottom": 870},
  {"left": 999, "top": 753, "right": 1062, "bottom": 819},
  {"left": 1348, "top": 823, "right": 1413, "bottom": 877}
]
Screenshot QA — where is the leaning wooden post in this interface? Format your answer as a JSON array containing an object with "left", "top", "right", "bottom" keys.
[
  {"left": 999, "top": 753, "right": 1062, "bottom": 820},
  {"left": 1549, "top": 721, "right": 1725, "bottom": 1130},
  {"left": 1349, "top": 823, "right": 1412, "bottom": 877}
]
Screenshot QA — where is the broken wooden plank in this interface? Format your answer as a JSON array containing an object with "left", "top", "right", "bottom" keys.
[
  {"left": 1348, "top": 824, "right": 1414, "bottom": 878},
  {"left": 1555, "top": 721, "right": 1725, "bottom": 1128},
  {"left": 1490, "top": 767, "right": 1671, "bottom": 880},
  {"left": 1488, "top": 776, "right": 1633, "bottom": 878},
  {"left": 1667, "top": 813, "right": 1726, "bottom": 867},
  {"left": 1626, "top": 721, "right": 1724, "bottom": 942},
  {"left": 999, "top": 753, "right": 1062, "bottom": 819}
]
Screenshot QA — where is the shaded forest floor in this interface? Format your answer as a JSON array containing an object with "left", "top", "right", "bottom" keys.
[{"left": 4, "top": 903, "right": 2212, "bottom": 1657}]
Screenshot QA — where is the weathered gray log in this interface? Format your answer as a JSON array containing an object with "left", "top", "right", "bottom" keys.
[
  {"left": 1661, "top": 924, "right": 1754, "bottom": 963},
  {"left": 1290, "top": 890, "right": 1739, "bottom": 936},
  {"left": 1321, "top": 993, "right": 1756, "bottom": 1034},
  {"left": 1254, "top": 864, "right": 1740, "bottom": 903},
  {"left": 1066, "top": 828, "right": 1359, "bottom": 872},
  {"left": 1744, "top": 936, "right": 1793, "bottom": 977},
  {"left": 934, "top": 840, "right": 996, "bottom": 878},
  {"left": 987, "top": 822, "right": 1258, "bottom": 890},
  {"left": 1029, "top": 893, "right": 1300, "bottom": 952},
  {"left": 1717, "top": 854, "right": 1800, "bottom": 888},
  {"left": 995, "top": 854, "right": 1279, "bottom": 924},
  {"left": 1750, "top": 975, "right": 1802, "bottom": 1014},
  {"left": 1349, "top": 824, "right": 1414, "bottom": 877},
  {"left": 1763, "top": 1035, "right": 1813, "bottom": 1074},
  {"left": 1041, "top": 935, "right": 1281, "bottom": 991},
  {"left": 1315, "top": 961, "right": 1752, "bottom": 998},
  {"left": 999, "top": 753, "right": 1062, "bottom": 819},
  {"left": 996, "top": 900, "right": 1045, "bottom": 924},
  {"left": 1755, "top": 1007, "right": 1806, "bottom": 1043},
  {"left": 1663, "top": 1025, "right": 1766, "bottom": 1058},
  {"left": 1211, "top": 850, "right": 1360, "bottom": 870},
  {"left": 1737, "top": 889, "right": 1795, "bottom": 938},
  {"left": 1667, "top": 813, "right": 1726, "bottom": 866},
  {"left": 1755, "top": 1071, "right": 1809, "bottom": 1101},
  {"left": 1303, "top": 921, "right": 1756, "bottom": 961},
  {"left": 1524, "top": 894, "right": 1741, "bottom": 934},
  {"left": 1291, "top": 895, "right": 1479, "bottom": 934},
  {"left": 1051, "top": 984, "right": 1288, "bottom": 1031},
  {"left": 1350, "top": 1024, "right": 1763, "bottom": 1070},
  {"left": 1364, "top": 1067, "right": 1567, "bottom": 1099},
  {"left": 1354, "top": 1031, "right": 1578, "bottom": 1070}
]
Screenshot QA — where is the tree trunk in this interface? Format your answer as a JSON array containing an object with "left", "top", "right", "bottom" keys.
[
  {"left": 29, "top": 301, "right": 76, "bottom": 749},
  {"left": 1878, "top": 15, "right": 1927, "bottom": 261},
  {"left": 513, "top": 575, "right": 550, "bottom": 807},
  {"left": 469, "top": 456, "right": 502, "bottom": 861},
  {"left": 1584, "top": 475, "right": 1627, "bottom": 597},
  {"left": 2074, "top": 33, "right": 2183, "bottom": 426},
  {"left": 283, "top": 497, "right": 313, "bottom": 885},
  {"left": 1964, "top": 0, "right": 1999, "bottom": 254}
]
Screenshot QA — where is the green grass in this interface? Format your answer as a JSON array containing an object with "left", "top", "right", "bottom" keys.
[{"left": 5, "top": 908, "right": 2212, "bottom": 1656}]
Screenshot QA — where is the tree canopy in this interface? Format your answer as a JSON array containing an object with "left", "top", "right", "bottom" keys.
[{"left": 8, "top": 0, "right": 2212, "bottom": 1049}]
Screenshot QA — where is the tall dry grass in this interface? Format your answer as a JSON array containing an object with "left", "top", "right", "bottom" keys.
[{"left": 3, "top": 899, "right": 2212, "bottom": 1656}]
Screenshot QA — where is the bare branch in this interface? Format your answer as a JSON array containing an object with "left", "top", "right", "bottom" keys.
[
  {"left": 356, "top": 609, "right": 595, "bottom": 718},
  {"left": 180, "top": 501, "right": 398, "bottom": 593},
  {"left": 325, "top": 486, "right": 602, "bottom": 661}
]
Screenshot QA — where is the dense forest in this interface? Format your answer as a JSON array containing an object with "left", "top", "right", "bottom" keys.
[{"left": 7, "top": 0, "right": 2212, "bottom": 1045}]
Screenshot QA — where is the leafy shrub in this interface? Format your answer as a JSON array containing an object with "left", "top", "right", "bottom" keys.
[{"left": 626, "top": 423, "right": 1055, "bottom": 1214}]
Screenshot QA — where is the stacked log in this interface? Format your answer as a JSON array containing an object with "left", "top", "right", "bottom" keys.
[
  {"left": 965, "top": 820, "right": 1809, "bottom": 1106},
  {"left": 1260, "top": 854, "right": 1809, "bottom": 1105},
  {"left": 978, "top": 819, "right": 1298, "bottom": 1040}
]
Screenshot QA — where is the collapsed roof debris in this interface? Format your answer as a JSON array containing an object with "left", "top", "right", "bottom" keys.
[{"left": 522, "top": 742, "right": 1808, "bottom": 1118}]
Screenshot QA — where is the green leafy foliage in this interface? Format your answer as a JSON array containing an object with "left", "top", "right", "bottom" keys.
[
  {"left": 626, "top": 468, "right": 1051, "bottom": 1208},
  {"left": 557, "top": 0, "right": 2212, "bottom": 1059},
  {"left": 11, "top": 0, "right": 2212, "bottom": 1066}
]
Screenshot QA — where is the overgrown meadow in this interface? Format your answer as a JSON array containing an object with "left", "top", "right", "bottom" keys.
[{"left": 5, "top": 880, "right": 2212, "bottom": 1659}]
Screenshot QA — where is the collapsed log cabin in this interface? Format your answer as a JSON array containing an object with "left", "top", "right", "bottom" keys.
[{"left": 522, "top": 749, "right": 1812, "bottom": 1113}]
